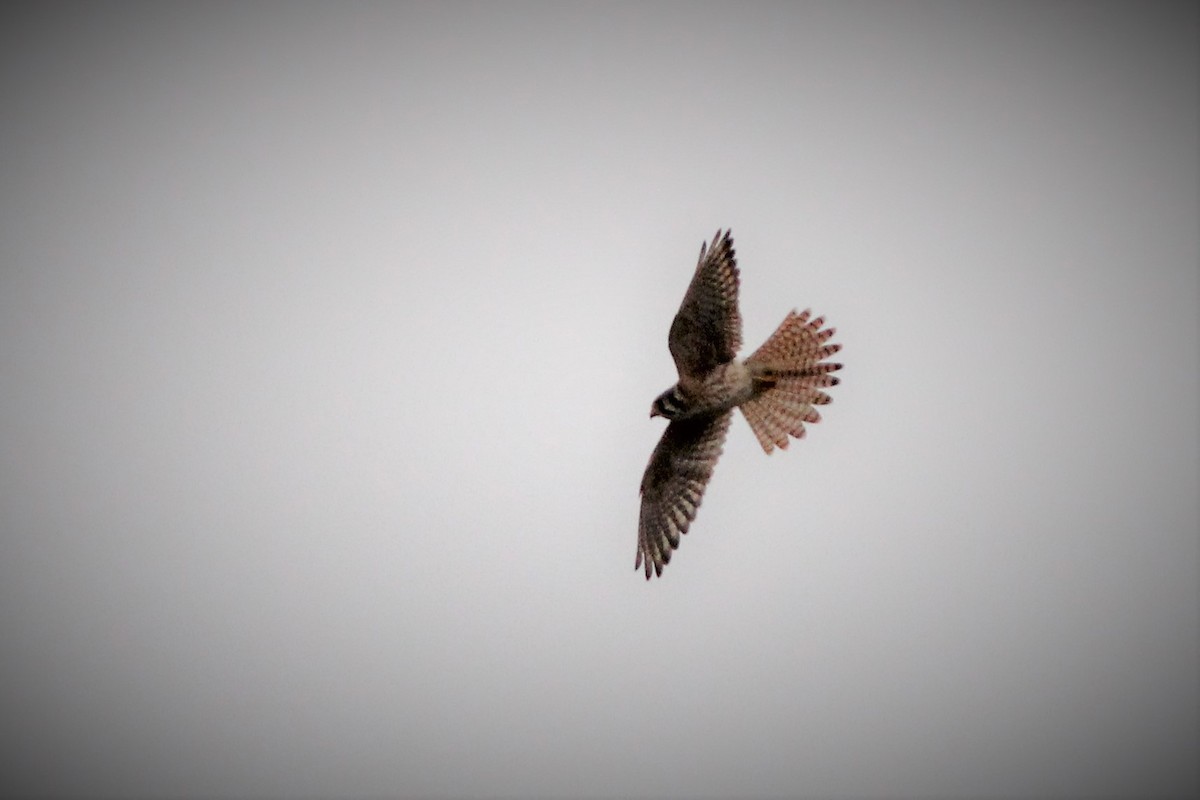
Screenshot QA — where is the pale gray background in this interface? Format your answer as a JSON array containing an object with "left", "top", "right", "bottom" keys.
[{"left": 1, "top": 2, "right": 1196, "bottom": 798}]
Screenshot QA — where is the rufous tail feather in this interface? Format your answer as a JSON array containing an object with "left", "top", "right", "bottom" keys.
[{"left": 741, "top": 309, "right": 843, "bottom": 453}]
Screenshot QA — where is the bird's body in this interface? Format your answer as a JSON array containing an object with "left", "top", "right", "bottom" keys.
[
  {"left": 637, "top": 230, "right": 843, "bottom": 579},
  {"left": 650, "top": 360, "right": 754, "bottom": 420}
]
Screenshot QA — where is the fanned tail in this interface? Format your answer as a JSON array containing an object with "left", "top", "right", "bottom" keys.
[{"left": 740, "top": 309, "right": 843, "bottom": 453}]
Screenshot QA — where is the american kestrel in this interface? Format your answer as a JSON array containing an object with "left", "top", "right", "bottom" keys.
[{"left": 637, "top": 230, "right": 843, "bottom": 579}]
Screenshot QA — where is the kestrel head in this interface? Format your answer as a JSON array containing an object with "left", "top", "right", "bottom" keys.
[{"left": 650, "top": 387, "right": 686, "bottom": 420}]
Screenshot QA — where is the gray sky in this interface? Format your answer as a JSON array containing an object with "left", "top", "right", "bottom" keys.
[{"left": 1, "top": 2, "right": 1196, "bottom": 798}]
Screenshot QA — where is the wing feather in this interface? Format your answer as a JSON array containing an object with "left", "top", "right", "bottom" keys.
[
  {"left": 668, "top": 230, "right": 742, "bottom": 380},
  {"left": 636, "top": 412, "right": 733, "bottom": 579}
]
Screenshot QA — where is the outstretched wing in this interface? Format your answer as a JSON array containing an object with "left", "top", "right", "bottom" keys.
[
  {"left": 668, "top": 229, "right": 742, "bottom": 381},
  {"left": 637, "top": 411, "right": 733, "bottom": 579}
]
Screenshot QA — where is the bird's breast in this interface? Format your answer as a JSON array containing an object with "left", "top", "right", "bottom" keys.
[{"left": 692, "top": 360, "right": 755, "bottom": 413}]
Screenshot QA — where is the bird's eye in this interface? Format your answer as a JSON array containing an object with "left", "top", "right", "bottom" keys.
[{"left": 657, "top": 393, "right": 680, "bottom": 418}]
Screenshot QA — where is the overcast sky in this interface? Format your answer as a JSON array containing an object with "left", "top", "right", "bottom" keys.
[{"left": 1, "top": 2, "right": 1196, "bottom": 798}]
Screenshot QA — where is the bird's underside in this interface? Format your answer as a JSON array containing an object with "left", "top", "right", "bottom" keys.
[{"left": 636, "top": 229, "right": 843, "bottom": 580}]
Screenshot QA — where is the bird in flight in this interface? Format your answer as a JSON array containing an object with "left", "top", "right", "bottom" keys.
[{"left": 637, "top": 230, "right": 843, "bottom": 579}]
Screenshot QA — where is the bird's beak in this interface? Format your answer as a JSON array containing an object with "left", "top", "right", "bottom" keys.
[{"left": 649, "top": 404, "right": 661, "bottom": 419}]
